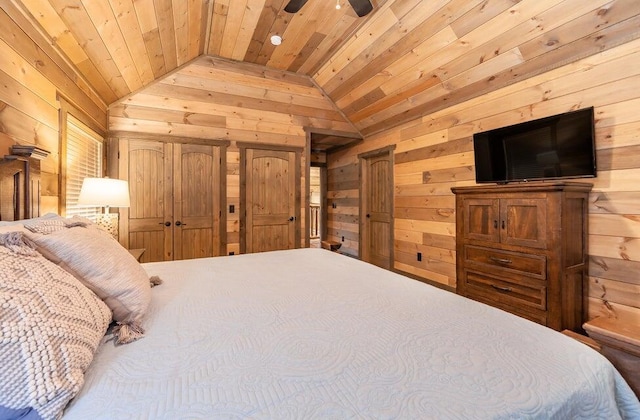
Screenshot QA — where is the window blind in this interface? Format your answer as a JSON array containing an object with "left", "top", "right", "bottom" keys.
[{"left": 65, "top": 114, "right": 103, "bottom": 219}]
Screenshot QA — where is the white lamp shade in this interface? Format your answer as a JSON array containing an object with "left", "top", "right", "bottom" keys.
[{"left": 77, "top": 177, "right": 130, "bottom": 208}]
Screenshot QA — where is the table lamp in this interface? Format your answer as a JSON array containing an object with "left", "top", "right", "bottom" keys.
[{"left": 77, "top": 177, "right": 130, "bottom": 240}]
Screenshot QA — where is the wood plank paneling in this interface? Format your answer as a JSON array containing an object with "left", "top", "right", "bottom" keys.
[
  {"left": 0, "top": 4, "right": 106, "bottom": 214},
  {"left": 327, "top": 38, "right": 640, "bottom": 319},
  {"left": 109, "top": 57, "right": 354, "bottom": 253}
]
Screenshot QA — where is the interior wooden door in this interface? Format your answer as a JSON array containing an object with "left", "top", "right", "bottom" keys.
[
  {"left": 243, "top": 148, "right": 299, "bottom": 253},
  {"left": 360, "top": 149, "right": 393, "bottom": 269},
  {"left": 173, "top": 143, "right": 222, "bottom": 259},
  {"left": 121, "top": 139, "right": 173, "bottom": 262}
]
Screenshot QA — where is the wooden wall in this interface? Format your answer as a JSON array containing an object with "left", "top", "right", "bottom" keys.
[
  {"left": 0, "top": 3, "right": 107, "bottom": 213},
  {"left": 109, "top": 55, "right": 358, "bottom": 254},
  {"left": 327, "top": 38, "right": 640, "bottom": 320}
]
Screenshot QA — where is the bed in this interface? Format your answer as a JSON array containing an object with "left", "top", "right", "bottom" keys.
[{"left": 0, "top": 171, "right": 639, "bottom": 419}]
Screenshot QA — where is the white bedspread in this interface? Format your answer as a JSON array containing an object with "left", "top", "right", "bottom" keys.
[{"left": 63, "top": 248, "right": 640, "bottom": 419}]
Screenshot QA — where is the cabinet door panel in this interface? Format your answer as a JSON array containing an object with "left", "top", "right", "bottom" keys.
[
  {"left": 500, "top": 198, "right": 547, "bottom": 249},
  {"left": 463, "top": 198, "right": 499, "bottom": 242}
]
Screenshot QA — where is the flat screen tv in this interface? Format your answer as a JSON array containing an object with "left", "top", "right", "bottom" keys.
[{"left": 473, "top": 107, "right": 596, "bottom": 184}]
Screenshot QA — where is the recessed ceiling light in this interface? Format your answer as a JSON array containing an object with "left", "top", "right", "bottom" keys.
[
  {"left": 270, "top": 35, "right": 282, "bottom": 46},
  {"left": 335, "top": 0, "right": 341, "bottom": 10}
]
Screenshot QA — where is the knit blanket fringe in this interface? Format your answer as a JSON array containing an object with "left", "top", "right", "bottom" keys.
[
  {"left": 113, "top": 322, "right": 145, "bottom": 345},
  {"left": 0, "top": 232, "right": 39, "bottom": 255}
]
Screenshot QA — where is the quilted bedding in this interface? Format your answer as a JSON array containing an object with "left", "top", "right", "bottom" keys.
[{"left": 63, "top": 248, "right": 640, "bottom": 419}]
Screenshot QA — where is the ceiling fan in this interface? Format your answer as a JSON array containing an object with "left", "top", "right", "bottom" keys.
[{"left": 284, "top": 0, "right": 373, "bottom": 17}]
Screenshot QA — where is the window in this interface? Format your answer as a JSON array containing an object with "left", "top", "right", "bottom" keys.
[{"left": 60, "top": 100, "right": 105, "bottom": 220}]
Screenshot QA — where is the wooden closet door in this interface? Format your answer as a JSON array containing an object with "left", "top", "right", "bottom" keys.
[
  {"left": 360, "top": 149, "right": 394, "bottom": 270},
  {"left": 173, "top": 143, "right": 222, "bottom": 259},
  {"left": 121, "top": 139, "right": 173, "bottom": 262},
  {"left": 243, "top": 148, "right": 299, "bottom": 253}
]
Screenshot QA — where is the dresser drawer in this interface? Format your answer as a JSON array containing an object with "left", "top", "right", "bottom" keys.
[
  {"left": 464, "top": 245, "right": 546, "bottom": 280},
  {"left": 463, "top": 270, "right": 547, "bottom": 311}
]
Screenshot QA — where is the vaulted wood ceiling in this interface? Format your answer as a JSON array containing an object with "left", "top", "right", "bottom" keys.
[
  {"left": 9, "top": 0, "right": 640, "bottom": 137},
  {"left": 12, "top": 0, "right": 384, "bottom": 104}
]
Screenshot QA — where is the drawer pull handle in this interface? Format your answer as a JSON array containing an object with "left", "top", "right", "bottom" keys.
[
  {"left": 491, "top": 284, "right": 512, "bottom": 293},
  {"left": 489, "top": 257, "right": 512, "bottom": 264}
]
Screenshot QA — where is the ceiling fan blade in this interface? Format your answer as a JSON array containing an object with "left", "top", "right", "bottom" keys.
[
  {"left": 347, "top": 0, "right": 373, "bottom": 17},
  {"left": 284, "top": 0, "right": 309, "bottom": 13}
]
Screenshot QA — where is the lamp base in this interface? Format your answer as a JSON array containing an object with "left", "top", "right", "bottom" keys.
[{"left": 95, "top": 213, "right": 119, "bottom": 240}]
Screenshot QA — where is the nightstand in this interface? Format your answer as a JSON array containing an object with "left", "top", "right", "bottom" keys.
[
  {"left": 128, "top": 248, "right": 145, "bottom": 262},
  {"left": 584, "top": 316, "right": 640, "bottom": 397}
]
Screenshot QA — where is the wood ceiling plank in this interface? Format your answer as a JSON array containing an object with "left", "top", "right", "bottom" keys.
[
  {"left": 207, "top": 0, "right": 229, "bottom": 56},
  {"left": 172, "top": 0, "right": 190, "bottom": 65},
  {"left": 267, "top": 0, "right": 325, "bottom": 70},
  {"left": 192, "top": 0, "right": 208, "bottom": 57},
  {"left": 83, "top": 0, "right": 143, "bottom": 92},
  {"left": 349, "top": 76, "right": 444, "bottom": 123},
  {"left": 318, "top": 0, "right": 482, "bottom": 100},
  {"left": 142, "top": 28, "right": 167, "bottom": 78},
  {"left": 449, "top": 0, "right": 524, "bottom": 39},
  {"left": 20, "top": 0, "right": 87, "bottom": 64},
  {"left": 109, "top": 0, "right": 155, "bottom": 86},
  {"left": 431, "top": 0, "right": 613, "bottom": 86},
  {"left": 398, "top": 37, "right": 640, "bottom": 141},
  {"left": 519, "top": 0, "right": 639, "bottom": 61},
  {"left": 288, "top": 31, "right": 325, "bottom": 72},
  {"left": 243, "top": 0, "right": 287, "bottom": 64},
  {"left": 321, "top": 0, "right": 449, "bottom": 95},
  {"left": 153, "top": 0, "right": 178, "bottom": 70},
  {"left": 368, "top": 0, "right": 555, "bottom": 97},
  {"left": 314, "top": 4, "right": 399, "bottom": 87},
  {"left": 336, "top": 25, "right": 458, "bottom": 111},
  {"left": 133, "top": 0, "right": 166, "bottom": 77},
  {"left": 218, "top": 0, "right": 248, "bottom": 58},
  {"left": 442, "top": 47, "right": 524, "bottom": 91},
  {"left": 295, "top": 13, "right": 358, "bottom": 75},
  {"left": 49, "top": 0, "right": 130, "bottom": 98},
  {"left": 362, "top": 19, "right": 640, "bottom": 136},
  {"left": 344, "top": 0, "right": 578, "bottom": 130},
  {"left": 231, "top": 0, "right": 267, "bottom": 61}
]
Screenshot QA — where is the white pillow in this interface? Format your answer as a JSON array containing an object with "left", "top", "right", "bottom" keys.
[
  {"left": 0, "top": 232, "right": 111, "bottom": 419},
  {"left": 25, "top": 224, "right": 152, "bottom": 345}
]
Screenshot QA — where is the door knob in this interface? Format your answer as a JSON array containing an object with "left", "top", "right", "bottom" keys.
[
  {"left": 175, "top": 221, "right": 185, "bottom": 226},
  {"left": 159, "top": 221, "right": 171, "bottom": 227},
  {"left": 366, "top": 214, "right": 371, "bottom": 218},
  {"left": 288, "top": 216, "right": 295, "bottom": 222}
]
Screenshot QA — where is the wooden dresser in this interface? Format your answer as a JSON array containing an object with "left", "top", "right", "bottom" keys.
[{"left": 452, "top": 182, "right": 592, "bottom": 332}]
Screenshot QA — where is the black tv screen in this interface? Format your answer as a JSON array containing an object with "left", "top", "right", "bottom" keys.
[{"left": 473, "top": 107, "right": 596, "bottom": 184}]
